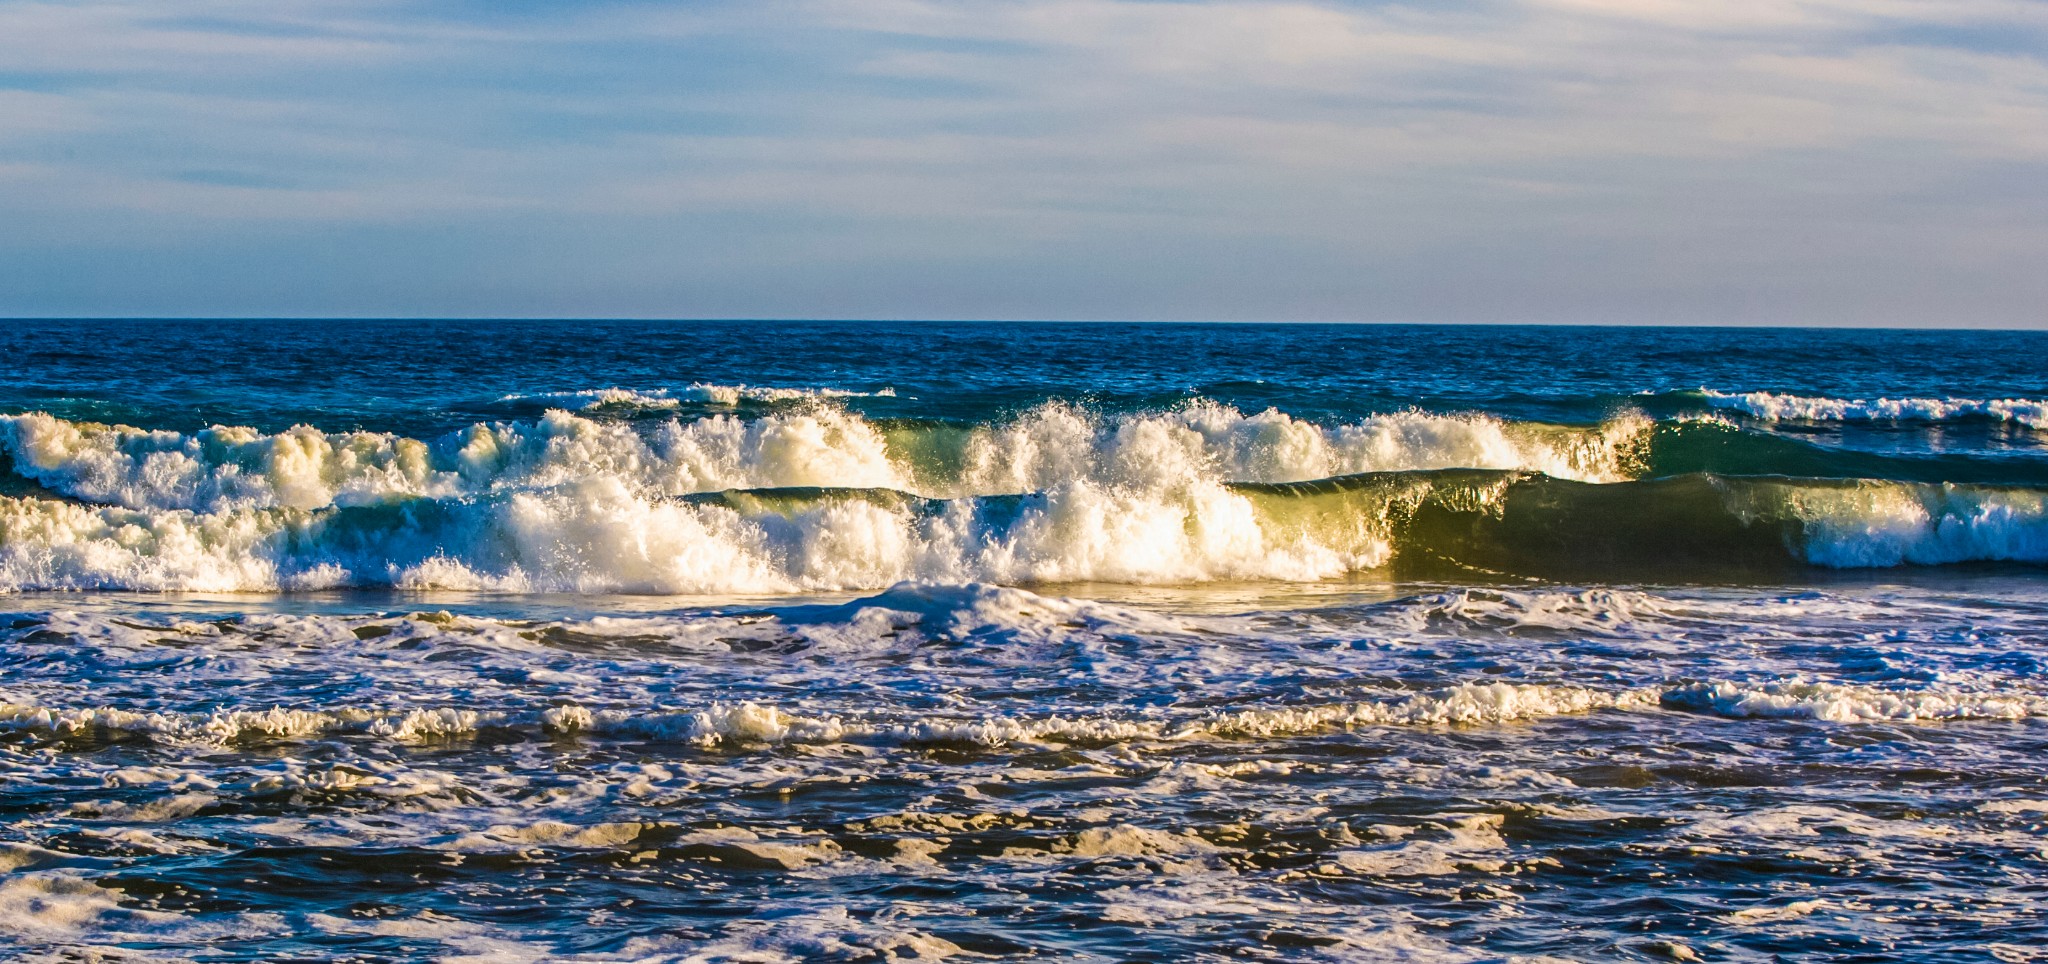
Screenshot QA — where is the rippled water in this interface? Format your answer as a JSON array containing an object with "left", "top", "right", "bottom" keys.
[{"left": 2, "top": 320, "right": 2044, "bottom": 961}]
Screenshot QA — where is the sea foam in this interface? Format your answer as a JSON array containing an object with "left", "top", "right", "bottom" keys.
[{"left": 1703, "top": 390, "right": 2048, "bottom": 429}]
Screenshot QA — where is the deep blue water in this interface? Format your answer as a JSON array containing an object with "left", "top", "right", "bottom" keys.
[{"left": 8, "top": 319, "right": 2046, "bottom": 433}]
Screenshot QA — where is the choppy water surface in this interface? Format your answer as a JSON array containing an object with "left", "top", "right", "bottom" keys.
[{"left": 2, "top": 320, "right": 2044, "bottom": 961}]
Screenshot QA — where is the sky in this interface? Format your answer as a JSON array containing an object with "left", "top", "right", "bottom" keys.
[{"left": 1, "top": 0, "right": 2045, "bottom": 325}]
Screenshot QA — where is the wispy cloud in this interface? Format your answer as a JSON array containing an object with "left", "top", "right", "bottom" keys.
[{"left": 1, "top": 0, "right": 2043, "bottom": 323}]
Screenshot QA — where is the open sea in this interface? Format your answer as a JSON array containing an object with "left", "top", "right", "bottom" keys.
[{"left": 2, "top": 319, "right": 2046, "bottom": 962}]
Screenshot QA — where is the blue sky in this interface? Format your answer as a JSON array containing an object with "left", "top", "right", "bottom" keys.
[{"left": 1, "top": 0, "right": 2044, "bottom": 324}]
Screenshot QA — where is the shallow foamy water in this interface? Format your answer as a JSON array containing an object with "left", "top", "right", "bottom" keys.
[{"left": 3, "top": 580, "right": 2044, "bottom": 961}]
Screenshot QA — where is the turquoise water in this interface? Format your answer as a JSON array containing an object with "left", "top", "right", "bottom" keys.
[{"left": 2, "top": 320, "right": 2045, "bottom": 961}]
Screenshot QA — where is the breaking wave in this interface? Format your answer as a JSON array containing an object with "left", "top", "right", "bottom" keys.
[
  {"left": 0, "top": 404, "right": 1647, "bottom": 514},
  {"left": 4, "top": 399, "right": 2046, "bottom": 592},
  {"left": 0, "top": 469, "right": 2042, "bottom": 592}
]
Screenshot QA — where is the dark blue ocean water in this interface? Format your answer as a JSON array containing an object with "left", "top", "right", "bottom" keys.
[
  {"left": 7, "top": 320, "right": 2047, "bottom": 436},
  {"left": 2, "top": 320, "right": 2045, "bottom": 961}
]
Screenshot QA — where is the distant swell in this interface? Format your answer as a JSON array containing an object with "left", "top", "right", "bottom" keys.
[
  {"left": 1696, "top": 390, "right": 2048, "bottom": 429},
  {"left": 495, "top": 383, "right": 896, "bottom": 413}
]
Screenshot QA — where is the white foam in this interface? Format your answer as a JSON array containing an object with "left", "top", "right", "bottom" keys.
[
  {"left": 1979, "top": 799, "right": 2048, "bottom": 815},
  {"left": 504, "top": 387, "right": 683, "bottom": 410},
  {"left": 948, "top": 401, "right": 1646, "bottom": 494},
  {"left": 1323, "top": 813, "right": 1508, "bottom": 877},
  {"left": 1045, "top": 825, "right": 1224, "bottom": 879},
  {"left": 0, "top": 871, "right": 286, "bottom": 949},
  {"left": 1775, "top": 481, "right": 2048, "bottom": 568},
  {"left": 1200, "top": 683, "right": 1659, "bottom": 735},
  {"left": 0, "top": 412, "right": 462, "bottom": 512},
  {"left": 1704, "top": 390, "right": 2048, "bottom": 429},
  {"left": 0, "top": 471, "right": 1407, "bottom": 592},
  {"left": 0, "top": 873, "right": 150, "bottom": 943},
  {"left": 0, "top": 408, "right": 911, "bottom": 513},
  {"left": 445, "top": 820, "right": 658, "bottom": 853},
  {"left": 1666, "top": 679, "right": 2048, "bottom": 722},
  {"left": 0, "top": 703, "right": 348, "bottom": 745},
  {"left": 575, "top": 682, "right": 1652, "bottom": 748},
  {"left": 1726, "top": 898, "right": 1831, "bottom": 923},
  {"left": 499, "top": 382, "right": 896, "bottom": 410},
  {"left": 653, "top": 907, "right": 965, "bottom": 963},
  {"left": 1380, "top": 587, "right": 1673, "bottom": 636},
  {"left": 0, "top": 682, "right": 1659, "bottom": 755}
]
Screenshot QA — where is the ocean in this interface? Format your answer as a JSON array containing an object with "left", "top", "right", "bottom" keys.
[{"left": 2, "top": 319, "right": 2044, "bottom": 961}]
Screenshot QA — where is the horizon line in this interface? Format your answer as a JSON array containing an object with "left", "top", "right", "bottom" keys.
[{"left": 5, "top": 317, "right": 2045, "bottom": 333}]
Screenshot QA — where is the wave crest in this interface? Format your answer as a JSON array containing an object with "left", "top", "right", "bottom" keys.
[
  {"left": 0, "top": 403, "right": 1649, "bottom": 514},
  {"left": 1703, "top": 390, "right": 2048, "bottom": 429}
]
